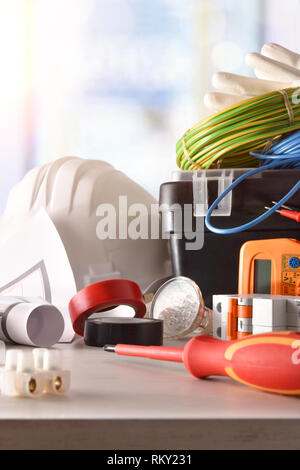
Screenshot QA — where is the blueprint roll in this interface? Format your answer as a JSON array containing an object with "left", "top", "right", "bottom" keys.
[{"left": 0, "top": 297, "right": 65, "bottom": 347}]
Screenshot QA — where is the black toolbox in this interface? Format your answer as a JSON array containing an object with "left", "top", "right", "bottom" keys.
[{"left": 159, "top": 169, "right": 300, "bottom": 308}]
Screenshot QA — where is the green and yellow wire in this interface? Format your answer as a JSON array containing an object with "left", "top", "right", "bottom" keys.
[{"left": 176, "top": 88, "right": 300, "bottom": 170}]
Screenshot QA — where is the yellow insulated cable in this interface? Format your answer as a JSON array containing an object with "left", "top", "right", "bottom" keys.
[{"left": 176, "top": 88, "right": 300, "bottom": 170}]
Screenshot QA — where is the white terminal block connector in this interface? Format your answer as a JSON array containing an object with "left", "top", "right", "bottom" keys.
[
  {"left": 0, "top": 342, "right": 70, "bottom": 398},
  {"left": 32, "top": 348, "right": 71, "bottom": 395},
  {"left": 1, "top": 349, "right": 45, "bottom": 398}
]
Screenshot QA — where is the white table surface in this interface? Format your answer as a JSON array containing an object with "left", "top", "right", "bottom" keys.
[{"left": 1, "top": 336, "right": 300, "bottom": 450}]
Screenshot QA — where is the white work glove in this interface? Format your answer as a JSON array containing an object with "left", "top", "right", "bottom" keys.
[
  {"left": 204, "top": 43, "right": 300, "bottom": 112},
  {"left": 247, "top": 43, "right": 300, "bottom": 81}
]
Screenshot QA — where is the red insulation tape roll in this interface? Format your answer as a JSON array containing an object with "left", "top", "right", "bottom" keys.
[{"left": 69, "top": 279, "right": 146, "bottom": 336}]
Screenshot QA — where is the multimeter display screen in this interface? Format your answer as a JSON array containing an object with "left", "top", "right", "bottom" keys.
[{"left": 254, "top": 259, "right": 271, "bottom": 294}]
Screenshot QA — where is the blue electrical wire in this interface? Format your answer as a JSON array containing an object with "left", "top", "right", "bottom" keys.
[{"left": 205, "top": 131, "right": 300, "bottom": 235}]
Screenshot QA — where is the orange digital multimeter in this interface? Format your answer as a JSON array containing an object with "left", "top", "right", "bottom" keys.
[{"left": 238, "top": 238, "right": 300, "bottom": 296}]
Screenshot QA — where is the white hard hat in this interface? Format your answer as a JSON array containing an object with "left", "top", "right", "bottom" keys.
[{"left": 0, "top": 157, "right": 171, "bottom": 290}]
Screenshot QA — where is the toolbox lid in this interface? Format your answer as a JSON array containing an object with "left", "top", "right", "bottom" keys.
[{"left": 159, "top": 168, "right": 300, "bottom": 232}]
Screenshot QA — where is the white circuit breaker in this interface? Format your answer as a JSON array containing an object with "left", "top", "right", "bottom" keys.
[{"left": 213, "top": 294, "right": 300, "bottom": 340}]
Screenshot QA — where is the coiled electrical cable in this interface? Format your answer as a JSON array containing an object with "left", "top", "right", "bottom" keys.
[
  {"left": 205, "top": 130, "right": 300, "bottom": 234},
  {"left": 176, "top": 88, "right": 300, "bottom": 170}
]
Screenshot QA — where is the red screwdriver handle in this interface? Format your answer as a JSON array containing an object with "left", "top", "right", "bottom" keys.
[
  {"left": 280, "top": 209, "right": 300, "bottom": 223},
  {"left": 184, "top": 332, "right": 300, "bottom": 395}
]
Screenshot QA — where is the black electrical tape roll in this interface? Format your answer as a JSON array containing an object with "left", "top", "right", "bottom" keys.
[{"left": 84, "top": 317, "right": 163, "bottom": 347}]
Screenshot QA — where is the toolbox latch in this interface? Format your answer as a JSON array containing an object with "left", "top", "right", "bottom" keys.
[{"left": 192, "top": 170, "right": 234, "bottom": 217}]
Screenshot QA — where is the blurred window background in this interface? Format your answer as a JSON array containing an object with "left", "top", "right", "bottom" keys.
[{"left": 0, "top": 0, "right": 299, "bottom": 211}]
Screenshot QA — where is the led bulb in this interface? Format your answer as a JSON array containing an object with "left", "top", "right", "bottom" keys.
[{"left": 150, "top": 277, "right": 211, "bottom": 338}]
